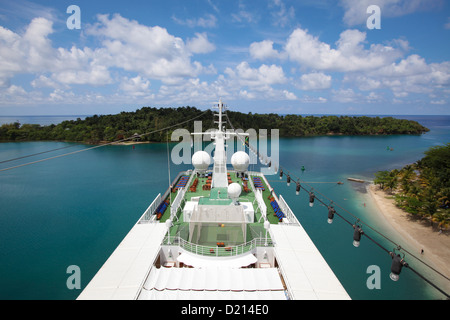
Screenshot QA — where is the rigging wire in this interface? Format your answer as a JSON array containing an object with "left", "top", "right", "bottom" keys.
[
  {"left": 0, "top": 110, "right": 210, "bottom": 173},
  {"left": 167, "top": 131, "right": 172, "bottom": 217},
  {"left": 0, "top": 144, "right": 80, "bottom": 164},
  {"left": 225, "top": 111, "right": 450, "bottom": 299}
]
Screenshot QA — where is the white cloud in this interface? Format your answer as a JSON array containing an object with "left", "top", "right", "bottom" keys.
[
  {"left": 224, "top": 61, "right": 287, "bottom": 88},
  {"left": 332, "top": 88, "right": 359, "bottom": 103},
  {"left": 339, "top": 0, "right": 442, "bottom": 26},
  {"left": 53, "top": 65, "right": 112, "bottom": 86},
  {"left": 0, "top": 14, "right": 219, "bottom": 106},
  {"left": 0, "top": 17, "right": 113, "bottom": 87},
  {"left": 207, "top": 0, "right": 220, "bottom": 13},
  {"left": 343, "top": 55, "right": 450, "bottom": 101},
  {"left": 285, "top": 28, "right": 405, "bottom": 72},
  {"left": 49, "top": 89, "right": 75, "bottom": 102},
  {"left": 119, "top": 76, "right": 151, "bottom": 97},
  {"left": 299, "top": 96, "right": 328, "bottom": 103},
  {"left": 373, "top": 54, "right": 430, "bottom": 77},
  {"left": 172, "top": 14, "right": 217, "bottom": 28},
  {"left": 22, "top": 17, "right": 54, "bottom": 71},
  {"left": 332, "top": 88, "right": 384, "bottom": 104},
  {"left": 239, "top": 89, "right": 256, "bottom": 100},
  {"left": 247, "top": 24, "right": 448, "bottom": 106},
  {"left": 186, "top": 33, "right": 216, "bottom": 54},
  {"left": 0, "top": 18, "right": 54, "bottom": 84},
  {"left": 283, "top": 90, "right": 297, "bottom": 100},
  {"left": 270, "top": 0, "right": 295, "bottom": 27},
  {"left": 157, "top": 77, "right": 225, "bottom": 105},
  {"left": 0, "top": 84, "right": 43, "bottom": 105},
  {"left": 87, "top": 14, "right": 210, "bottom": 81},
  {"left": 6, "top": 84, "right": 27, "bottom": 96},
  {"left": 343, "top": 74, "right": 381, "bottom": 91},
  {"left": 445, "top": 17, "right": 450, "bottom": 29},
  {"left": 0, "top": 26, "right": 23, "bottom": 86},
  {"left": 299, "top": 72, "right": 332, "bottom": 90},
  {"left": 31, "top": 75, "right": 63, "bottom": 89},
  {"left": 249, "top": 40, "right": 281, "bottom": 60},
  {"left": 231, "top": 2, "right": 259, "bottom": 24}
]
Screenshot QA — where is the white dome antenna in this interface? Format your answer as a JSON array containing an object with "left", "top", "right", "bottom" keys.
[
  {"left": 227, "top": 183, "right": 242, "bottom": 205},
  {"left": 231, "top": 151, "right": 250, "bottom": 177},
  {"left": 192, "top": 151, "right": 211, "bottom": 176}
]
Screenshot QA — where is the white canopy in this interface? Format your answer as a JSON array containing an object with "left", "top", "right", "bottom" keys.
[
  {"left": 139, "top": 266, "right": 286, "bottom": 300},
  {"left": 138, "top": 289, "right": 286, "bottom": 300},
  {"left": 177, "top": 251, "right": 257, "bottom": 268}
]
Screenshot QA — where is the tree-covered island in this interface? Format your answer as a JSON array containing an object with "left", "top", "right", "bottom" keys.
[{"left": 0, "top": 106, "right": 429, "bottom": 143}]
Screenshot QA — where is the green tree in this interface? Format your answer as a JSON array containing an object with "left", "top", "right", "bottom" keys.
[{"left": 374, "top": 170, "right": 390, "bottom": 189}]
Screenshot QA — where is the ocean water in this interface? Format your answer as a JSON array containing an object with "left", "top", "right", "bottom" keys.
[{"left": 0, "top": 115, "right": 449, "bottom": 300}]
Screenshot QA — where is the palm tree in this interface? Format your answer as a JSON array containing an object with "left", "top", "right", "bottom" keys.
[{"left": 385, "top": 169, "right": 399, "bottom": 194}]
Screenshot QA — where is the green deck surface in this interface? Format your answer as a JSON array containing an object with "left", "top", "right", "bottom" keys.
[
  {"left": 155, "top": 170, "right": 281, "bottom": 253},
  {"left": 159, "top": 170, "right": 281, "bottom": 226}
]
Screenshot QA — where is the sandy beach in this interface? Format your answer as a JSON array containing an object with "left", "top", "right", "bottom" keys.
[{"left": 367, "top": 184, "right": 450, "bottom": 294}]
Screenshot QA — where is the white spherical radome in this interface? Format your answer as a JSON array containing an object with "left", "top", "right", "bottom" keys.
[
  {"left": 227, "top": 182, "right": 242, "bottom": 199},
  {"left": 231, "top": 151, "right": 250, "bottom": 172},
  {"left": 192, "top": 151, "right": 211, "bottom": 172}
]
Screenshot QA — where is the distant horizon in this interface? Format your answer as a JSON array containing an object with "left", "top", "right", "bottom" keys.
[
  {"left": 0, "top": 109, "right": 450, "bottom": 118},
  {"left": 1, "top": 111, "right": 450, "bottom": 118}
]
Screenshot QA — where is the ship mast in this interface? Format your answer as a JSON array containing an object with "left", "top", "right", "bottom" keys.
[
  {"left": 191, "top": 99, "right": 248, "bottom": 188},
  {"left": 211, "top": 99, "right": 228, "bottom": 188},
  {"left": 215, "top": 98, "right": 224, "bottom": 133}
]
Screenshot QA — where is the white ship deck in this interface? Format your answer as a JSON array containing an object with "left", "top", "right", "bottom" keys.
[
  {"left": 78, "top": 100, "right": 351, "bottom": 300},
  {"left": 271, "top": 224, "right": 350, "bottom": 300},
  {"left": 78, "top": 219, "right": 351, "bottom": 300},
  {"left": 77, "top": 222, "right": 167, "bottom": 300}
]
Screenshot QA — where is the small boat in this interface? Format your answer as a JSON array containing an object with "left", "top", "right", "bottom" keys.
[{"left": 347, "top": 178, "right": 365, "bottom": 183}]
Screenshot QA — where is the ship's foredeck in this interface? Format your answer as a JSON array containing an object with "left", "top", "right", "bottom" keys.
[
  {"left": 78, "top": 100, "right": 350, "bottom": 300},
  {"left": 160, "top": 170, "right": 284, "bottom": 226}
]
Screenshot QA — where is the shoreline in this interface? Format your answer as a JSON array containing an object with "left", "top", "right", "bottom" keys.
[{"left": 367, "top": 184, "right": 450, "bottom": 294}]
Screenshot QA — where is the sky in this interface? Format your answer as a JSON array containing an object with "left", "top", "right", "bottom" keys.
[{"left": 0, "top": 0, "right": 449, "bottom": 116}]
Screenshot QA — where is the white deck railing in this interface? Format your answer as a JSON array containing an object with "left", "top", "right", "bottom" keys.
[
  {"left": 278, "top": 195, "right": 299, "bottom": 226},
  {"left": 163, "top": 236, "right": 273, "bottom": 257},
  {"left": 170, "top": 170, "right": 196, "bottom": 220},
  {"left": 170, "top": 189, "right": 184, "bottom": 220},
  {"left": 138, "top": 193, "right": 161, "bottom": 223},
  {"left": 254, "top": 189, "right": 267, "bottom": 221}
]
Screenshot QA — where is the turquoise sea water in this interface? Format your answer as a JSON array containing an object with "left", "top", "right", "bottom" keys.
[{"left": 0, "top": 115, "right": 449, "bottom": 300}]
